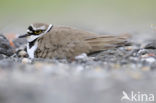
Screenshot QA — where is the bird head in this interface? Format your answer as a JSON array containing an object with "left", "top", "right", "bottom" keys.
[{"left": 19, "top": 23, "right": 53, "bottom": 42}]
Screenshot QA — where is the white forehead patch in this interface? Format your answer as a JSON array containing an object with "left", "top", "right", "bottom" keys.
[
  {"left": 38, "top": 26, "right": 46, "bottom": 30},
  {"left": 27, "top": 29, "right": 32, "bottom": 33},
  {"left": 30, "top": 24, "right": 46, "bottom": 30}
]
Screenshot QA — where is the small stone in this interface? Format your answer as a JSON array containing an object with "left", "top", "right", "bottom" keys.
[
  {"left": 141, "top": 53, "right": 156, "bottom": 58},
  {"left": 125, "top": 46, "right": 133, "bottom": 51},
  {"left": 141, "top": 54, "right": 149, "bottom": 58},
  {"left": 142, "top": 57, "right": 156, "bottom": 63},
  {"left": 75, "top": 53, "right": 95, "bottom": 61},
  {"left": 144, "top": 41, "right": 156, "bottom": 49},
  {"left": 137, "top": 49, "right": 148, "bottom": 55},
  {"left": 17, "top": 50, "right": 28, "bottom": 58},
  {"left": 148, "top": 53, "right": 155, "bottom": 57},
  {"left": 75, "top": 53, "right": 88, "bottom": 60},
  {"left": 125, "top": 46, "right": 137, "bottom": 51},
  {"left": 22, "top": 58, "right": 32, "bottom": 64}
]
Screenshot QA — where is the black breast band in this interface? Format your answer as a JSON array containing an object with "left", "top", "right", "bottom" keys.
[{"left": 28, "top": 38, "right": 37, "bottom": 49}]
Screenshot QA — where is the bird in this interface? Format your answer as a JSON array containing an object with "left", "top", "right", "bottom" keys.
[{"left": 18, "top": 23, "right": 130, "bottom": 60}]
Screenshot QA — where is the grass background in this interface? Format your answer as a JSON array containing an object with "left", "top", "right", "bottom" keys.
[{"left": 0, "top": 0, "right": 156, "bottom": 34}]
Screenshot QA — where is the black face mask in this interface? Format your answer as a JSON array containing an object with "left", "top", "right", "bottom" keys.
[{"left": 28, "top": 26, "right": 34, "bottom": 33}]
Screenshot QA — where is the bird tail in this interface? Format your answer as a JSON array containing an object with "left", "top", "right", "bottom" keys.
[{"left": 85, "top": 33, "right": 131, "bottom": 53}]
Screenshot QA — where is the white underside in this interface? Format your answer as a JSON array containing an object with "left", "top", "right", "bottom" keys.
[{"left": 27, "top": 41, "right": 38, "bottom": 59}]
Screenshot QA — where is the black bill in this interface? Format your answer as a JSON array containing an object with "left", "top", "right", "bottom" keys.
[{"left": 18, "top": 34, "right": 31, "bottom": 38}]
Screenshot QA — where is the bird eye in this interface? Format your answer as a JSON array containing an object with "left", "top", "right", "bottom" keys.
[{"left": 34, "top": 30, "right": 42, "bottom": 34}]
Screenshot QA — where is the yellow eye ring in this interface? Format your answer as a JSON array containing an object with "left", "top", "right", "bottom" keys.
[{"left": 34, "top": 30, "right": 42, "bottom": 34}]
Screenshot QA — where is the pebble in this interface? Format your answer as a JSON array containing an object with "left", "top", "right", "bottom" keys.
[
  {"left": 75, "top": 53, "right": 88, "bottom": 60},
  {"left": 141, "top": 54, "right": 149, "bottom": 58},
  {"left": 75, "top": 53, "right": 95, "bottom": 62},
  {"left": 22, "top": 58, "right": 32, "bottom": 64},
  {"left": 137, "top": 49, "right": 148, "bottom": 55},
  {"left": 18, "top": 50, "right": 28, "bottom": 58},
  {"left": 124, "top": 46, "right": 138, "bottom": 51},
  {"left": 142, "top": 57, "right": 156, "bottom": 63},
  {"left": 144, "top": 41, "right": 156, "bottom": 49}
]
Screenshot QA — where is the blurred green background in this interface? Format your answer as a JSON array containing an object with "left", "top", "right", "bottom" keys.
[{"left": 0, "top": 0, "right": 156, "bottom": 34}]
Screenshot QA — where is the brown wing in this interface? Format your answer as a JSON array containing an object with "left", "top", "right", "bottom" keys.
[
  {"left": 85, "top": 34, "right": 130, "bottom": 53},
  {"left": 35, "top": 26, "right": 130, "bottom": 59},
  {"left": 35, "top": 26, "right": 93, "bottom": 59}
]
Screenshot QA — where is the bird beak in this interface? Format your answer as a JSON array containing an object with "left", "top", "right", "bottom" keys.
[{"left": 18, "top": 34, "right": 31, "bottom": 38}]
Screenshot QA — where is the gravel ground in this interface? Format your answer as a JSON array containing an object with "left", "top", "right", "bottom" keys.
[{"left": 0, "top": 32, "right": 156, "bottom": 103}]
